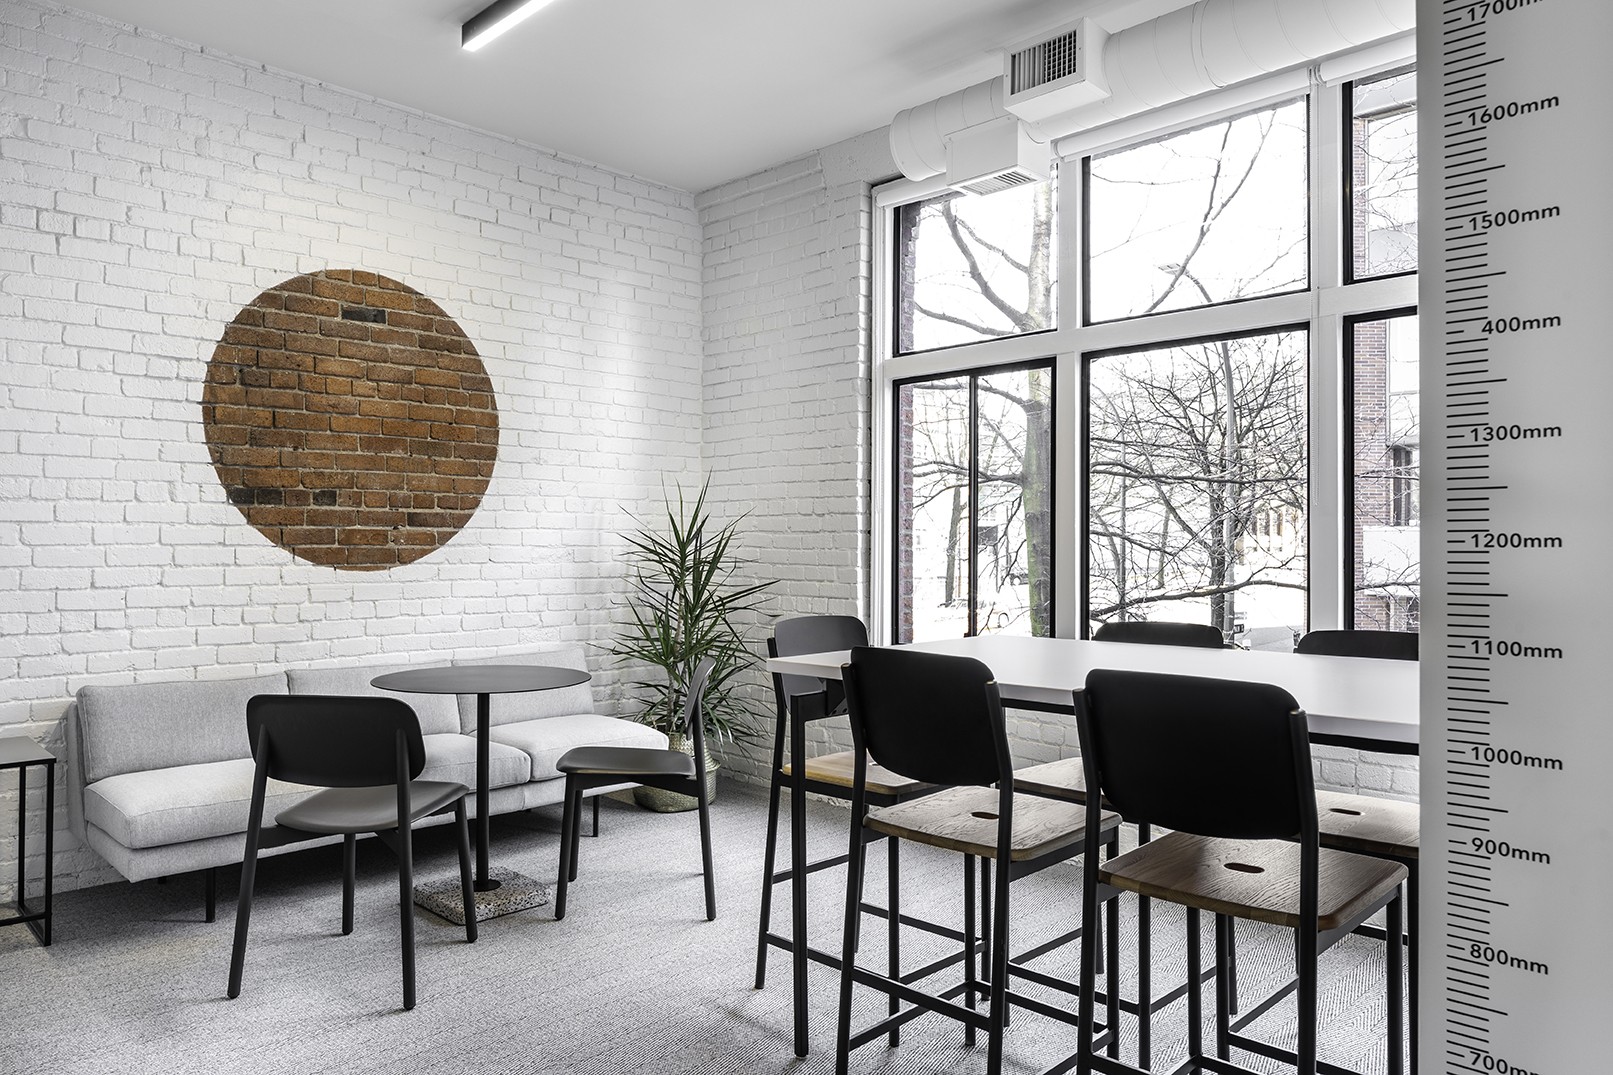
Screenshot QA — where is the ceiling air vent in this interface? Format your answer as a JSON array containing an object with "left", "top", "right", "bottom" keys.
[
  {"left": 1002, "top": 19, "right": 1111, "bottom": 126},
  {"left": 1011, "top": 28, "right": 1081, "bottom": 95},
  {"left": 957, "top": 170, "right": 1039, "bottom": 197}
]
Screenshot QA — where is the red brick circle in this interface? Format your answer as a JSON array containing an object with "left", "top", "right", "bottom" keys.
[{"left": 201, "top": 270, "right": 498, "bottom": 570}]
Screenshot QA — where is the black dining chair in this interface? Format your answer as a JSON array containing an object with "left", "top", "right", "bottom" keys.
[
  {"left": 1294, "top": 627, "right": 1421, "bottom": 1071},
  {"left": 1073, "top": 669, "right": 1406, "bottom": 1075},
  {"left": 836, "top": 646, "right": 1121, "bottom": 1075},
  {"left": 227, "top": 694, "right": 476, "bottom": 1012},
  {"left": 1295, "top": 629, "right": 1417, "bottom": 661},
  {"left": 754, "top": 614, "right": 944, "bottom": 1057},
  {"left": 1091, "top": 619, "right": 1225, "bottom": 648},
  {"left": 554, "top": 657, "right": 717, "bottom": 922}
]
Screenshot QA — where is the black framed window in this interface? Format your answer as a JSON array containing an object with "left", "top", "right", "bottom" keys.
[
  {"left": 1086, "top": 327, "right": 1309, "bottom": 650},
  {"left": 1346, "top": 67, "right": 1418, "bottom": 282},
  {"left": 893, "top": 176, "right": 1057, "bottom": 356},
  {"left": 1346, "top": 309, "right": 1420, "bottom": 631},
  {"left": 894, "top": 361, "right": 1054, "bottom": 643},
  {"left": 1085, "top": 98, "right": 1310, "bottom": 325}
]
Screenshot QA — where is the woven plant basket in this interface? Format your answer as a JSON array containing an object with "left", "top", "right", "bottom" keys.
[{"left": 632, "top": 732, "right": 719, "bottom": 812}]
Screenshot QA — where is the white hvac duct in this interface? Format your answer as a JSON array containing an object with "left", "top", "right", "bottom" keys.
[
  {"left": 889, "top": 0, "right": 1416, "bottom": 182},
  {"left": 889, "top": 78, "right": 1009, "bottom": 183}
]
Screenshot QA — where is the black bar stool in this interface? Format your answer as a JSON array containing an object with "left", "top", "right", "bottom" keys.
[
  {"left": 753, "top": 615, "right": 950, "bottom": 1058},
  {"left": 1073, "top": 669, "right": 1406, "bottom": 1075}
]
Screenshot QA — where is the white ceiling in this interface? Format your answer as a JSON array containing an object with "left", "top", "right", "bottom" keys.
[{"left": 61, "top": 0, "right": 1184, "bottom": 193}]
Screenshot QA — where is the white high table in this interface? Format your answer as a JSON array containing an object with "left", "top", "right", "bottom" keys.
[{"left": 765, "top": 634, "right": 1419, "bottom": 754}]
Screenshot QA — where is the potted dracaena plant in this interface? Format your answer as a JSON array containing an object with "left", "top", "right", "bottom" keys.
[{"left": 607, "top": 480, "right": 775, "bottom": 811}]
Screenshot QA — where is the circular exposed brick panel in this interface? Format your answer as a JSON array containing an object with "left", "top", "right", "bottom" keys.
[{"left": 202, "top": 270, "right": 498, "bottom": 570}]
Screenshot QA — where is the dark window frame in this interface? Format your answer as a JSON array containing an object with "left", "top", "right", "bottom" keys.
[
  {"left": 1343, "top": 65, "right": 1418, "bottom": 287},
  {"left": 1081, "top": 95, "right": 1314, "bottom": 328},
  {"left": 1081, "top": 322, "right": 1312, "bottom": 641},
  {"left": 1342, "top": 306, "right": 1419, "bottom": 630},
  {"left": 891, "top": 357, "right": 1057, "bottom": 644}
]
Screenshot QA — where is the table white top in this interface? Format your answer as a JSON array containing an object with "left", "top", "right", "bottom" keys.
[{"left": 765, "top": 634, "right": 1419, "bottom": 752}]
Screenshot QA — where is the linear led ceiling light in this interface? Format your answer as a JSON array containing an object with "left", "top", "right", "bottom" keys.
[{"left": 461, "top": 0, "right": 559, "bottom": 52}]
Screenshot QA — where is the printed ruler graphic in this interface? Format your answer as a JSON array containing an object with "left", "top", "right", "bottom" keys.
[{"left": 1421, "top": 1, "right": 1613, "bottom": 1073}]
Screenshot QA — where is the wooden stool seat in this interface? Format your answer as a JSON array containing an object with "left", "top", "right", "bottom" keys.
[
  {"left": 1012, "top": 756, "right": 1089, "bottom": 801},
  {"left": 867, "top": 785, "right": 1119, "bottom": 862},
  {"left": 782, "top": 750, "right": 931, "bottom": 797},
  {"left": 1315, "top": 791, "right": 1419, "bottom": 860},
  {"left": 1099, "top": 831, "right": 1407, "bottom": 932}
]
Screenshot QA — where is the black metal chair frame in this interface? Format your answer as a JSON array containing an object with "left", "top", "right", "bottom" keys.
[
  {"left": 1091, "top": 620, "right": 1225, "bottom": 649},
  {"left": 227, "top": 694, "right": 477, "bottom": 1012},
  {"left": 553, "top": 657, "right": 717, "bottom": 922},
  {"left": 1286, "top": 628, "right": 1419, "bottom": 1073},
  {"left": 753, "top": 616, "right": 965, "bottom": 1059},
  {"left": 1073, "top": 670, "right": 1406, "bottom": 1075},
  {"left": 836, "top": 646, "right": 1122, "bottom": 1075}
]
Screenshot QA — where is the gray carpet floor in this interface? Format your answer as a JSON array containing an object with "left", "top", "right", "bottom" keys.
[{"left": 0, "top": 785, "right": 1407, "bottom": 1075}]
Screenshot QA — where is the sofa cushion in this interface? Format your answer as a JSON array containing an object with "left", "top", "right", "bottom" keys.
[
  {"left": 84, "top": 759, "right": 315, "bottom": 850},
  {"left": 286, "top": 663, "right": 462, "bottom": 736},
  {"left": 452, "top": 644, "right": 596, "bottom": 731},
  {"left": 76, "top": 673, "right": 289, "bottom": 784},
  {"left": 491, "top": 715, "right": 669, "bottom": 781},
  {"left": 421, "top": 733, "right": 531, "bottom": 790}
]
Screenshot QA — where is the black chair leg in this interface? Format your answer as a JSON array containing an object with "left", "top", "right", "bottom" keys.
[
  {"left": 695, "top": 779, "right": 716, "bottom": 922},
  {"left": 555, "top": 777, "right": 577, "bottom": 921},
  {"left": 753, "top": 712, "right": 788, "bottom": 989},
  {"left": 1214, "top": 914, "right": 1232, "bottom": 1061},
  {"left": 227, "top": 841, "right": 261, "bottom": 998},
  {"left": 590, "top": 794, "right": 600, "bottom": 837},
  {"left": 454, "top": 800, "right": 477, "bottom": 944},
  {"left": 398, "top": 823, "right": 416, "bottom": 1012},
  {"left": 1186, "top": 907, "right": 1202, "bottom": 1060},
  {"left": 1408, "top": 864, "right": 1419, "bottom": 1075},
  {"left": 887, "top": 838, "right": 900, "bottom": 1047},
  {"left": 1137, "top": 821, "right": 1154, "bottom": 1069},
  {"left": 1226, "top": 917, "right": 1240, "bottom": 1012},
  {"left": 963, "top": 855, "right": 977, "bottom": 1049},
  {"left": 1387, "top": 890, "right": 1405, "bottom": 1075},
  {"left": 1104, "top": 844, "right": 1120, "bottom": 1060},
  {"left": 789, "top": 711, "right": 809, "bottom": 1058},
  {"left": 568, "top": 785, "right": 584, "bottom": 882},
  {"left": 205, "top": 867, "right": 217, "bottom": 923},
  {"left": 1297, "top": 918, "right": 1319, "bottom": 1075},
  {"left": 833, "top": 825, "right": 867, "bottom": 1075},
  {"left": 342, "top": 834, "right": 356, "bottom": 936},
  {"left": 986, "top": 848, "right": 1011, "bottom": 1075}
]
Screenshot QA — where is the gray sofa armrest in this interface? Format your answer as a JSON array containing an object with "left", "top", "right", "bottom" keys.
[{"left": 62, "top": 700, "right": 88, "bottom": 842}]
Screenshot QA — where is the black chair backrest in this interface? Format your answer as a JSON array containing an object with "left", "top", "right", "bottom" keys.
[
  {"left": 771, "top": 615, "right": 867, "bottom": 717},
  {"left": 1295, "top": 629, "right": 1417, "bottom": 661},
  {"left": 1076, "top": 669, "right": 1313, "bottom": 841},
  {"left": 246, "top": 694, "right": 425, "bottom": 788},
  {"left": 843, "top": 646, "right": 1009, "bottom": 788},
  {"left": 1092, "top": 620, "right": 1224, "bottom": 649},
  {"left": 680, "top": 657, "right": 717, "bottom": 757}
]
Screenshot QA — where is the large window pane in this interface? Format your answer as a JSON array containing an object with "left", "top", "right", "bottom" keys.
[
  {"left": 1349, "top": 69, "right": 1418, "bottom": 279},
  {"left": 894, "top": 178, "right": 1057, "bottom": 354},
  {"left": 975, "top": 367, "right": 1052, "bottom": 636},
  {"left": 897, "top": 364, "right": 1054, "bottom": 643},
  {"left": 1350, "top": 313, "right": 1420, "bottom": 630},
  {"left": 1087, "top": 100, "right": 1309, "bottom": 323},
  {"left": 1087, "top": 330, "right": 1308, "bottom": 650},
  {"left": 896, "top": 377, "right": 970, "bottom": 642}
]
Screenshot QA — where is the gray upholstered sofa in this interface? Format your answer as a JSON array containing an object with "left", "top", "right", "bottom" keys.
[{"left": 62, "top": 643, "right": 664, "bottom": 916}]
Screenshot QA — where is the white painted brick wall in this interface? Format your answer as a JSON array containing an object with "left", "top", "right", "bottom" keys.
[{"left": 0, "top": 0, "right": 703, "bottom": 896}]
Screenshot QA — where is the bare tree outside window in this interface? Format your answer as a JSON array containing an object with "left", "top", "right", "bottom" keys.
[
  {"left": 1084, "top": 101, "right": 1310, "bottom": 649},
  {"left": 1089, "top": 331, "right": 1308, "bottom": 648},
  {"left": 1351, "top": 314, "right": 1420, "bottom": 630},
  {"left": 1351, "top": 70, "right": 1418, "bottom": 279},
  {"left": 893, "top": 178, "right": 1056, "bottom": 642}
]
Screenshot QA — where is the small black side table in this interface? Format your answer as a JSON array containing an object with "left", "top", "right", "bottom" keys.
[{"left": 0, "top": 736, "right": 55, "bottom": 946}]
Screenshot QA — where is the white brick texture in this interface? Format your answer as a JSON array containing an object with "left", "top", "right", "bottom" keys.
[{"left": 0, "top": 0, "right": 702, "bottom": 894}]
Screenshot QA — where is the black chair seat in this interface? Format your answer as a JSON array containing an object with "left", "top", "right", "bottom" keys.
[
  {"left": 276, "top": 780, "right": 468, "bottom": 835},
  {"left": 557, "top": 746, "right": 696, "bottom": 779}
]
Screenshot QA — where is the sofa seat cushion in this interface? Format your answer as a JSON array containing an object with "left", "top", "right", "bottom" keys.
[
  {"left": 84, "top": 760, "right": 316, "bottom": 850},
  {"left": 421, "top": 733, "right": 531, "bottom": 790},
  {"left": 491, "top": 715, "right": 669, "bottom": 781}
]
